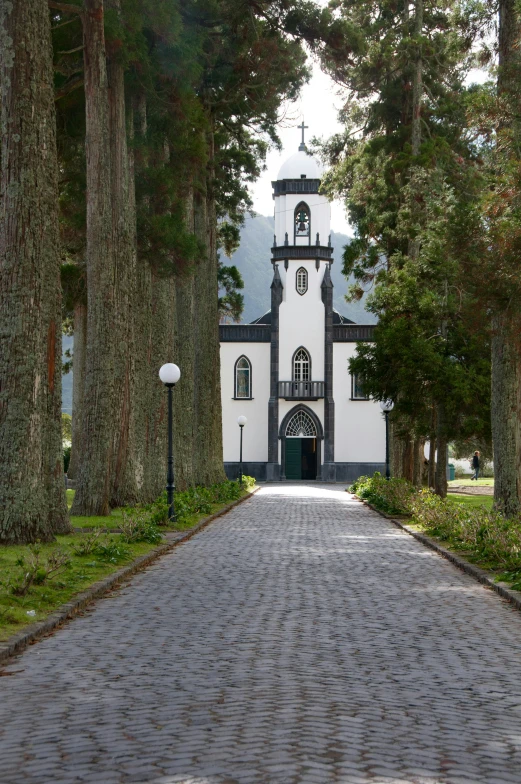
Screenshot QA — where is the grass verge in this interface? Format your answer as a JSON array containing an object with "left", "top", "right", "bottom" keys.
[
  {"left": 351, "top": 473, "right": 521, "bottom": 592},
  {"left": 1, "top": 481, "right": 255, "bottom": 643}
]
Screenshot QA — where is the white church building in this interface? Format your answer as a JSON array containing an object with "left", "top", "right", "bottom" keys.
[{"left": 219, "top": 136, "right": 386, "bottom": 482}]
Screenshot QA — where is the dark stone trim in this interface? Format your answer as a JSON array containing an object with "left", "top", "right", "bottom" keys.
[
  {"left": 220, "top": 325, "right": 270, "bottom": 342},
  {"left": 234, "top": 354, "right": 252, "bottom": 399},
  {"left": 272, "top": 245, "right": 333, "bottom": 263},
  {"left": 222, "top": 462, "right": 386, "bottom": 483},
  {"left": 322, "top": 265, "right": 334, "bottom": 464},
  {"left": 271, "top": 178, "right": 320, "bottom": 196},
  {"left": 333, "top": 324, "right": 376, "bottom": 342},
  {"left": 268, "top": 265, "right": 283, "bottom": 468},
  {"left": 224, "top": 462, "right": 268, "bottom": 482},
  {"left": 279, "top": 404, "right": 324, "bottom": 482}
]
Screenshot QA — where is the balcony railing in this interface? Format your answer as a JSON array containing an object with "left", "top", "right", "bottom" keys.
[{"left": 278, "top": 381, "right": 325, "bottom": 400}]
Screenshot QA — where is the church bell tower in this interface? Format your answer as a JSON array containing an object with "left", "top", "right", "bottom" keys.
[{"left": 267, "top": 125, "right": 335, "bottom": 481}]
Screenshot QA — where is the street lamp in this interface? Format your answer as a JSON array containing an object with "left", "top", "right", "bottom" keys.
[
  {"left": 159, "top": 363, "right": 181, "bottom": 522},
  {"left": 237, "top": 416, "right": 247, "bottom": 487},
  {"left": 380, "top": 400, "right": 394, "bottom": 480}
]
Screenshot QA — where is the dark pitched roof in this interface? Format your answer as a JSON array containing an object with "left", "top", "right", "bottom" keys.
[
  {"left": 332, "top": 310, "right": 354, "bottom": 325},
  {"left": 249, "top": 311, "right": 272, "bottom": 325}
]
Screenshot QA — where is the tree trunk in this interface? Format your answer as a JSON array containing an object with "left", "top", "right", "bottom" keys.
[
  {"left": 71, "top": 0, "right": 115, "bottom": 516},
  {"left": 412, "top": 438, "right": 424, "bottom": 487},
  {"left": 491, "top": 0, "right": 521, "bottom": 516},
  {"left": 173, "top": 192, "right": 196, "bottom": 490},
  {"left": 428, "top": 435, "right": 436, "bottom": 489},
  {"left": 192, "top": 132, "right": 226, "bottom": 485},
  {"left": 0, "top": 0, "right": 70, "bottom": 542},
  {"left": 491, "top": 314, "right": 521, "bottom": 515},
  {"left": 106, "top": 27, "right": 138, "bottom": 507},
  {"left": 410, "top": 0, "right": 423, "bottom": 159},
  {"left": 434, "top": 403, "right": 447, "bottom": 498},
  {"left": 68, "top": 302, "right": 87, "bottom": 479}
]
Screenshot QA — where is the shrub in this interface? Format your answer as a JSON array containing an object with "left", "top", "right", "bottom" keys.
[
  {"left": 92, "top": 538, "right": 131, "bottom": 564},
  {"left": 10, "top": 545, "right": 71, "bottom": 596},
  {"left": 119, "top": 512, "right": 163, "bottom": 544},
  {"left": 351, "top": 473, "right": 416, "bottom": 516},
  {"left": 146, "top": 478, "right": 248, "bottom": 526}
]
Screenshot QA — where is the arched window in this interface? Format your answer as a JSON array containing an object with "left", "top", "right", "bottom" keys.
[
  {"left": 293, "top": 348, "right": 310, "bottom": 382},
  {"left": 294, "top": 202, "right": 310, "bottom": 238},
  {"left": 235, "top": 356, "right": 251, "bottom": 398},
  {"left": 296, "top": 267, "right": 308, "bottom": 295},
  {"left": 286, "top": 410, "right": 317, "bottom": 437},
  {"left": 351, "top": 372, "right": 369, "bottom": 400}
]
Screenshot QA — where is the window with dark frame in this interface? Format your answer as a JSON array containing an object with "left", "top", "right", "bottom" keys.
[
  {"left": 296, "top": 267, "right": 308, "bottom": 295},
  {"left": 351, "top": 372, "right": 369, "bottom": 400},
  {"left": 293, "top": 348, "right": 310, "bottom": 382},
  {"left": 235, "top": 356, "right": 251, "bottom": 398}
]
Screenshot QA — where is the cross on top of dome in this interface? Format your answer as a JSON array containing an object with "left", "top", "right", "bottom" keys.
[{"left": 298, "top": 121, "right": 309, "bottom": 151}]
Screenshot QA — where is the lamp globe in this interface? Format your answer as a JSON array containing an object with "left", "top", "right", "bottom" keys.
[
  {"left": 237, "top": 415, "right": 248, "bottom": 427},
  {"left": 159, "top": 363, "right": 181, "bottom": 386}
]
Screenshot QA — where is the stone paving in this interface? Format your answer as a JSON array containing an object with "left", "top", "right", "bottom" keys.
[{"left": 1, "top": 483, "right": 521, "bottom": 784}]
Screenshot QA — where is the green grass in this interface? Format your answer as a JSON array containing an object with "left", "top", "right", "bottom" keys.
[
  {"left": 446, "top": 493, "right": 494, "bottom": 511},
  {"left": 0, "top": 535, "right": 158, "bottom": 642},
  {"left": 67, "top": 489, "right": 126, "bottom": 530},
  {"left": 448, "top": 478, "right": 494, "bottom": 487}
]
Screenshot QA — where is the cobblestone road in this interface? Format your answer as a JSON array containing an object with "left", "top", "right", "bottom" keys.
[{"left": 2, "top": 484, "right": 521, "bottom": 784}]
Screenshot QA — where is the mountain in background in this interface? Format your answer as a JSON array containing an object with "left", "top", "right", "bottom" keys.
[
  {"left": 224, "top": 214, "right": 376, "bottom": 324},
  {"left": 62, "top": 215, "right": 375, "bottom": 413}
]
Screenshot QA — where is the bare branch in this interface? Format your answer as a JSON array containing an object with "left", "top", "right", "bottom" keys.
[
  {"left": 57, "top": 45, "right": 84, "bottom": 55},
  {"left": 55, "top": 75, "right": 84, "bottom": 101}
]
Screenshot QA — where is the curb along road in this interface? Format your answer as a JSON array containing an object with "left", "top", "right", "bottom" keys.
[
  {"left": 357, "top": 496, "right": 521, "bottom": 613},
  {"left": 0, "top": 487, "right": 260, "bottom": 666}
]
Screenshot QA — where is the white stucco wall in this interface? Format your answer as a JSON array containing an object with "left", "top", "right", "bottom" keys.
[
  {"left": 274, "top": 193, "right": 331, "bottom": 247},
  {"left": 220, "top": 343, "right": 270, "bottom": 462},
  {"left": 333, "top": 344, "right": 386, "bottom": 463},
  {"left": 278, "top": 260, "right": 327, "bottom": 383}
]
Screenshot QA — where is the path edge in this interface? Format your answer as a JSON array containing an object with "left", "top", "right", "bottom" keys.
[
  {"left": 0, "top": 487, "right": 260, "bottom": 665},
  {"left": 358, "top": 497, "right": 521, "bottom": 612}
]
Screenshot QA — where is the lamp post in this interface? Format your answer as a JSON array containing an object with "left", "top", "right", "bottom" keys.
[
  {"left": 237, "top": 416, "right": 247, "bottom": 487},
  {"left": 380, "top": 400, "right": 394, "bottom": 480},
  {"left": 159, "top": 363, "right": 181, "bottom": 522}
]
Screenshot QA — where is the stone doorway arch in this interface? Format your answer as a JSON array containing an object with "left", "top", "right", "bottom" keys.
[{"left": 279, "top": 405, "right": 324, "bottom": 481}]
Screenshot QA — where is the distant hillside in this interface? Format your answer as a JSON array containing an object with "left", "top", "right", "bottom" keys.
[{"left": 224, "top": 214, "right": 376, "bottom": 324}]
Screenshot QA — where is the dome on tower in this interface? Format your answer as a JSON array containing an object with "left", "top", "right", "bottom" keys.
[{"left": 277, "top": 149, "right": 322, "bottom": 181}]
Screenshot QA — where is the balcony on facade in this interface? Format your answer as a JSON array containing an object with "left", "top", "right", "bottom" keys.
[{"left": 278, "top": 381, "right": 325, "bottom": 400}]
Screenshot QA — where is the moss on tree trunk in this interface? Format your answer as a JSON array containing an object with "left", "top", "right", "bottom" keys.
[
  {"left": 0, "top": 0, "right": 70, "bottom": 543},
  {"left": 71, "top": 0, "right": 116, "bottom": 516}
]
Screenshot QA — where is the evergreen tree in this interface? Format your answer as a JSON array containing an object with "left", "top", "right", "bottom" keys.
[{"left": 318, "top": 0, "right": 490, "bottom": 492}]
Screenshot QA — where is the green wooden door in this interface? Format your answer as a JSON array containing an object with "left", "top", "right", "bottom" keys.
[{"left": 285, "top": 439, "right": 302, "bottom": 479}]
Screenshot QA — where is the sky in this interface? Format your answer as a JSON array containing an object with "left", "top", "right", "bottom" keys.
[
  {"left": 249, "top": 59, "right": 350, "bottom": 234},
  {"left": 249, "top": 58, "right": 490, "bottom": 235}
]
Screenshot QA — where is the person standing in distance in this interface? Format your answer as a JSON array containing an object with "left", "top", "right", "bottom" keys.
[{"left": 471, "top": 451, "right": 480, "bottom": 481}]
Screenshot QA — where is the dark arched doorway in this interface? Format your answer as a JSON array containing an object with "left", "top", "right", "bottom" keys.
[{"left": 279, "top": 405, "right": 323, "bottom": 481}]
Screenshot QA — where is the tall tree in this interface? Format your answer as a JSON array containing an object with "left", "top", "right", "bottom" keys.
[
  {"left": 489, "top": 0, "right": 521, "bottom": 515},
  {"left": 0, "top": 0, "right": 70, "bottom": 542}
]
